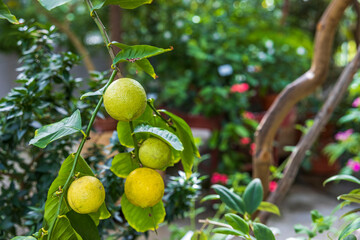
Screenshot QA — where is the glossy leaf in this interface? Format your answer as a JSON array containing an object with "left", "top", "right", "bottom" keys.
[
  {"left": 66, "top": 210, "right": 100, "bottom": 240},
  {"left": 134, "top": 124, "right": 184, "bottom": 151},
  {"left": 121, "top": 194, "right": 165, "bottom": 232},
  {"left": 44, "top": 154, "right": 110, "bottom": 232},
  {"left": 258, "top": 201, "right": 280, "bottom": 216},
  {"left": 80, "top": 85, "right": 106, "bottom": 100},
  {"left": 201, "top": 194, "right": 220, "bottom": 203},
  {"left": 95, "top": 0, "right": 152, "bottom": 10},
  {"left": 113, "top": 45, "right": 172, "bottom": 65},
  {"left": 211, "top": 185, "right": 245, "bottom": 214},
  {"left": 110, "top": 42, "right": 157, "bottom": 79},
  {"left": 338, "top": 218, "right": 360, "bottom": 239},
  {"left": 110, "top": 152, "right": 138, "bottom": 178},
  {"left": 51, "top": 215, "right": 82, "bottom": 240},
  {"left": 324, "top": 175, "right": 360, "bottom": 186},
  {"left": 136, "top": 59, "right": 157, "bottom": 79},
  {"left": 29, "top": 110, "right": 82, "bottom": 148},
  {"left": 0, "top": 0, "right": 18, "bottom": 24},
  {"left": 212, "top": 227, "right": 243, "bottom": 236},
  {"left": 159, "top": 110, "right": 200, "bottom": 177},
  {"left": 116, "top": 104, "right": 154, "bottom": 148},
  {"left": 38, "top": 0, "right": 72, "bottom": 10},
  {"left": 225, "top": 213, "right": 249, "bottom": 234},
  {"left": 243, "top": 178, "right": 263, "bottom": 214},
  {"left": 253, "top": 222, "right": 276, "bottom": 240}
]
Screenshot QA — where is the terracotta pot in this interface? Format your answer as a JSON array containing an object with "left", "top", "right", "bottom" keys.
[{"left": 93, "top": 117, "right": 117, "bottom": 132}]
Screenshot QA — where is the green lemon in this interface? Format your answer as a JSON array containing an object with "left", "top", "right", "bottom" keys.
[
  {"left": 103, "top": 78, "right": 147, "bottom": 121},
  {"left": 125, "top": 168, "right": 164, "bottom": 208},
  {"left": 139, "top": 137, "right": 171, "bottom": 169},
  {"left": 67, "top": 176, "right": 105, "bottom": 214}
]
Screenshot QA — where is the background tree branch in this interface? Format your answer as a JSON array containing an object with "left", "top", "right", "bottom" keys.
[
  {"left": 259, "top": 47, "right": 360, "bottom": 222},
  {"left": 253, "top": 0, "right": 352, "bottom": 196}
]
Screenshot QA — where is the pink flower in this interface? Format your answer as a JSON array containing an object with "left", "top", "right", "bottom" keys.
[
  {"left": 230, "top": 83, "right": 249, "bottom": 93},
  {"left": 269, "top": 181, "right": 278, "bottom": 192},
  {"left": 211, "top": 172, "right": 228, "bottom": 185},
  {"left": 335, "top": 129, "right": 353, "bottom": 141},
  {"left": 352, "top": 97, "right": 360, "bottom": 108},
  {"left": 347, "top": 159, "right": 360, "bottom": 172},
  {"left": 250, "top": 143, "right": 256, "bottom": 155},
  {"left": 240, "top": 137, "right": 251, "bottom": 145},
  {"left": 243, "top": 111, "right": 255, "bottom": 120}
]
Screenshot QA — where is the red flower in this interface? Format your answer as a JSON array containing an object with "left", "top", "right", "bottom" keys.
[
  {"left": 211, "top": 172, "right": 228, "bottom": 185},
  {"left": 269, "top": 181, "right": 278, "bottom": 192},
  {"left": 230, "top": 83, "right": 249, "bottom": 93},
  {"left": 243, "top": 111, "right": 255, "bottom": 120},
  {"left": 240, "top": 137, "right": 251, "bottom": 145},
  {"left": 250, "top": 143, "right": 256, "bottom": 155}
]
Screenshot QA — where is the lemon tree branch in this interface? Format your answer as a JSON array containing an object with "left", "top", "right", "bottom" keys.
[{"left": 47, "top": 69, "right": 118, "bottom": 238}]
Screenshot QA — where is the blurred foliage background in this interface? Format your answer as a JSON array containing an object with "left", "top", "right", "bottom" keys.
[{"left": 1, "top": 0, "right": 360, "bottom": 238}]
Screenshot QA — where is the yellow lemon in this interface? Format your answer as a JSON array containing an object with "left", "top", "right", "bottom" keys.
[
  {"left": 67, "top": 176, "right": 105, "bottom": 214},
  {"left": 139, "top": 137, "right": 171, "bottom": 169},
  {"left": 103, "top": 78, "right": 147, "bottom": 121},
  {"left": 125, "top": 168, "right": 164, "bottom": 208}
]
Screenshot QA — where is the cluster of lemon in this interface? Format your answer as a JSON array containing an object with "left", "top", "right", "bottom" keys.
[{"left": 67, "top": 78, "right": 170, "bottom": 214}]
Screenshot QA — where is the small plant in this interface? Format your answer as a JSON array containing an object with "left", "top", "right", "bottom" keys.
[{"left": 197, "top": 178, "right": 280, "bottom": 239}]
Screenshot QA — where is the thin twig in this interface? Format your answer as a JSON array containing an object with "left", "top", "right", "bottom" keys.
[
  {"left": 198, "top": 219, "right": 232, "bottom": 229},
  {"left": 147, "top": 101, "right": 176, "bottom": 131}
]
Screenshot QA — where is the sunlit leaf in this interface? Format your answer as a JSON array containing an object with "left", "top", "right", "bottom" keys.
[
  {"left": 113, "top": 45, "right": 172, "bottom": 65},
  {"left": 110, "top": 152, "right": 138, "bottom": 178},
  {"left": 324, "top": 175, "right": 360, "bottom": 186},
  {"left": 80, "top": 85, "right": 106, "bottom": 100},
  {"left": 29, "top": 110, "right": 82, "bottom": 148},
  {"left": 258, "top": 201, "right": 280, "bottom": 216},
  {"left": 0, "top": 0, "right": 18, "bottom": 24},
  {"left": 338, "top": 218, "right": 360, "bottom": 239},
  {"left": 94, "top": 0, "right": 152, "bottom": 10},
  {"left": 121, "top": 194, "right": 165, "bottom": 232},
  {"left": 37, "top": 0, "right": 72, "bottom": 10}
]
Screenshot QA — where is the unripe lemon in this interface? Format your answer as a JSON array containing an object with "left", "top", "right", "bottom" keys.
[
  {"left": 67, "top": 176, "right": 105, "bottom": 214},
  {"left": 125, "top": 168, "right": 164, "bottom": 208},
  {"left": 139, "top": 137, "right": 171, "bottom": 169},
  {"left": 103, "top": 78, "right": 147, "bottom": 121}
]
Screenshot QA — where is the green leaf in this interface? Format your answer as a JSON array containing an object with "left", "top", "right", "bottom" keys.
[
  {"left": 225, "top": 213, "right": 249, "bottom": 234},
  {"left": 134, "top": 124, "right": 184, "bottom": 151},
  {"left": 258, "top": 201, "right": 280, "bottom": 216},
  {"left": 211, "top": 185, "right": 245, "bottom": 214},
  {"left": 117, "top": 121, "right": 135, "bottom": 148},
  {"left": 110, "top": 152, "right": 138, "bottom": 178},
  {"left": 344, "top": 234, "right": 357, "bottom": 240},
  {"left": 324, "top": 175, "right": 360, "bottom": 186},
  {"left": 243, "top": 178, "right": 263, "bottom": 214},
  {"left": 201, "top": 194, "right": 220, "bottom": 203},
  {"left": 294, "top": 224, "right": 313, "bottom": 237},
  {"left": 159, "top": 110, "right": 200, "bottom": 177},
  {"left": 37, "top": 0, "right": 72, "bottom": 10},
  {"left": 116, "top": 104, "right": 154, "bottom": 148},
  {"left": 29, "top": 110, "right": 82, "bottom": 148},
  {"left": 44, "top": 154, "right": 110, "bottom": 232},
  {"left": 212, "top": 227, "right": 243, "bottom": 236},
  {"left": 113, "top": 45, "right": 172, "bottom": 65},
  {"left": 66, "top": 210, "right": 100, "bottom": 240},
  {"left": 0, "top": 0, "right": 18, "bottom": 24},
  {"left": 338, "top": 218, "right": 360, "bottom": 239},
  {"left": 253, "top": 222, "right": 275, "bottom": 240},
  {"left": 11, "top": 237, "right": 37, "bottom": 240},
  {"left": 158, "top": 110, "right": 200, "bottom": 157},
  {"left": 136, "top": 59, "right": 157, "bottom": 79},
  {"left": 51, "top": 215, "right": 82, "bottom": 240},
  {"left": 110, "top": 42, "right": 158, "bottom": 79},
  {"left": 339, "top": 194, "right": 360, "bottom": 204},
  {"left": 95, "top": 0, "right": 152, "bottom": 10},
  {"left": 80, "top": 86, "right": 106, "bottom": 100},
  {"left": 121, "top": 194, "right": 165, "bottom": 232}
]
